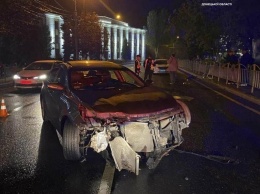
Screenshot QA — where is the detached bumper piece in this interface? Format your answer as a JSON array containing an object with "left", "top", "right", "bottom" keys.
[
  {"left": 146, "top": 141, "right": 183, "bottom": 169},
  {"left": 109, "top": 137, "right": 140, "bottom": 175}
]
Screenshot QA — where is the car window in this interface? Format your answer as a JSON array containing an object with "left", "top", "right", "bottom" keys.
[
  {"left": 70, "top": 68, "right": 144, "bottom": 90},
  {"left": 47, "top": 66, "right": 66, "bottom": 84},
  {"left": 155, "top": 60, "right": 167, "bottom": 64},
  {"left": 53, "top": 63, "right": 62, "bottom": 69},
  {"left": 48, "top": 68, "right": 60, "bottom": 83},
  {"left": 119, "top": 71, "right": 139, "bottom": 84},
  {"left": 25, "top": 62, "right": 53, "bottom": 70},
  {"left": 56, "top": 68, "right": 66, "bottom": 84}
]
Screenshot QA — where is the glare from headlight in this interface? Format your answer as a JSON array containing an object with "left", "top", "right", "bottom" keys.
[
  {"left": 34, "top": 74, "right": 47, "bottom": 80},
  {"left": 13, "top": 74, "right": 21, "bottom": 79},
  {"left": 39, "top": 74, "right": 47, "bottom": 80}
]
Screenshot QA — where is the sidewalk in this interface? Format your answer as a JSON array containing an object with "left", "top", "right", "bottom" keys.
[{"left": 179, "top": 68, "right": 260, "bottom": 106}]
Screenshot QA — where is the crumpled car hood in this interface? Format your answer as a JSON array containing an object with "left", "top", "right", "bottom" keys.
[{"left": 75, "top": 86, "right": 179, "bottom": 115}]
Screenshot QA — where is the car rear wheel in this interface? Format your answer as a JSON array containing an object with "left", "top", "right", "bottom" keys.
[{"left": 62, "top": 120, "right": 81, "bottom": 160}]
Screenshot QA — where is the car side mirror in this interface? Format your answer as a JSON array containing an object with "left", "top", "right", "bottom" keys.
[{"left": 47, "top": 83, "right": 64, "bottom": 91}]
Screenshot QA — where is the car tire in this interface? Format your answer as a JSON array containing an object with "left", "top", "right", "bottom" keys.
[{"left": 62, "top": 120, "right": 81, "bottom": 160}]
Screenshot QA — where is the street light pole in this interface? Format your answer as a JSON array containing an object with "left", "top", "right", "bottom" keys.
[{"left": 74, "top": 0, "right": 78, "bottom": 60}]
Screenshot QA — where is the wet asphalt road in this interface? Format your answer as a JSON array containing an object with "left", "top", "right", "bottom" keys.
[{"left": 0, "top": 70, "right": 260, "bottom": 194}]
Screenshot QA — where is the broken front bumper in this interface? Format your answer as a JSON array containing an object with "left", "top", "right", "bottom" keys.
[{"left": 89, "top": 110, "right": 189, "bottom": 175}]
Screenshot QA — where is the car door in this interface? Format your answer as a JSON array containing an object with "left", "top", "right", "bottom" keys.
[{"left": 44, "top": 64, "right": 67, "bottom": 128}]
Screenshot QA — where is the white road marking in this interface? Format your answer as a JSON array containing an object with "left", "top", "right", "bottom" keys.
[
  {"left": 98, "top": 162, "right": 116, "bottom": 194},
  {"left": 9, "top": 101, "right": 39, "bottom": 113},
  {"left": 194, "top": 80, "right": 260, "bottom": 115}
]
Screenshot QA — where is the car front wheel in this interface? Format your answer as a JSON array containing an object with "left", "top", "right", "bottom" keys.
[{"left": 62, "top": 120, "right": 82, "bottom": 160}]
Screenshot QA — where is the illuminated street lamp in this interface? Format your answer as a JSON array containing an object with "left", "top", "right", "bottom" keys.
[{"left": 116, "top": 14, "right": 121, "bottom": 20}]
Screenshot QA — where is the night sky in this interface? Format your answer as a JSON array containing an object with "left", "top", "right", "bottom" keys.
[{"left": 57, "top": 0, "right": 183, "bottom": 28}]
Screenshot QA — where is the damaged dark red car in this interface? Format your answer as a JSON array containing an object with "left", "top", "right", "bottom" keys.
[{"left": 40, "top": 60, "right": 191, "bottom": 175}]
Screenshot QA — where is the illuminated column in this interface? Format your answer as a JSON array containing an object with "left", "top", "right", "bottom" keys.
[
  {"left": 141, "top": 31, "right": 145, "bottom": 61},
  {"left": 107, "top": 26, "right": 111, "bottom": 59},
  {"left": 101, "top": 26, "right": 104, "bottom": 49},
  {"left": 113, "top": 27, "right": 117, "bottom": 59},
  {"left": 59, "top": 17, "right": 64, "bottom": 58},
  {"left": 131, "top": 30, "right": 135, "bottom": 60},
  {"left": 100, "top": 26, "right": 105, "bottom": 60},
  {"left": 45, "top": 14, "right": 55, "bottom": 58},
  {"left": 119, "top": 28, "right": 123, "bottom": 59},
  {"left": 136, "top": 31, "right": 140, "bottom": 55},
  {"left": 125, "top": 28, "right": 129, "bottom": 42},
  {"left": 125, "top": 28, "right": 129, "bottom": 60}
]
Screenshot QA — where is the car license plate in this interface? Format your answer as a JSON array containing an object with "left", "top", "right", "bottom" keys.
[
  {"left": 160, "top": 69, "right": 166, "bottom": 72},
  {"left": 20, "top": 80, "right": 32, "bottom": 84}
]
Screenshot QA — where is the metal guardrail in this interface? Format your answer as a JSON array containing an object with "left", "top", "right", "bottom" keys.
[{"left": 179, "top": 60, "right": 260, "bottom": 94}]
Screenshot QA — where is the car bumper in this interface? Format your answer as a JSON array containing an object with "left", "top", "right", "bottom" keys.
[
  {"left": 153, "top": 68, "right": 168, "bottom": 74},
  {"left": 14, "top": 80, "right": 43, "bottom": 89}
]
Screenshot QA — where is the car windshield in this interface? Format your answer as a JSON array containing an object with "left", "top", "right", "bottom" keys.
[
  {"left": 24, "top": 62, "right": 53, "bottom": 70},
  {"left": 155, "top": 60, "right": 167, "bottom": 64},
  {"left": 70, "top": 68, "right": 145, "bottom": 90}
]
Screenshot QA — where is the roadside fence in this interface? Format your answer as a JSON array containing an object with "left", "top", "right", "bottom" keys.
[{"left": 179, "top": 60, "right": 260, "bottom": 94}]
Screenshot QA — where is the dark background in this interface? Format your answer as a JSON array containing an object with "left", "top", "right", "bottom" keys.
[{"left": 57, "top": 0, "right": 183, "bottom": 28}]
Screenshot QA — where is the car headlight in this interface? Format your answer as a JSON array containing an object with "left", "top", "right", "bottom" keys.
[
  {"left": 39, "top": 74, "right": 47, "bottom": 80},
  {"left": 13, "top": 74, "right": 21, "bottom": 79},
  {"left": 34, "top": 74, "right": 47, "bottom": 80}
]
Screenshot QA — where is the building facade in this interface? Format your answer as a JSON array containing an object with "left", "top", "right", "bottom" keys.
[
  {"left": 45, "top": 13, "right": 146, "bottom": 61},
  {"left": 98, "top": 16, "right": 146, "bottom": 61},
  {"left": 44, "top": 13, "right": 64, "bottom": 59}
]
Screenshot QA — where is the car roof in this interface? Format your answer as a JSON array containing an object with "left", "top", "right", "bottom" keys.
[
  {"left": 32, "top": 60, "right": 63, "bottom": 63},
  {"left": 155, "top": 59, "right": 167, "bottom": 61},
  {"left": 66, "top": 60, "right": 125, "bottom": 69}
]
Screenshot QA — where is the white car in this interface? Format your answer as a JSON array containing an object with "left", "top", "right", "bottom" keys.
[
  {"left": 153, "top": 59, "right": 169, "bottom": 74},
  {"left": 13, "top": 60, "right": 64, "bottom": 89}
]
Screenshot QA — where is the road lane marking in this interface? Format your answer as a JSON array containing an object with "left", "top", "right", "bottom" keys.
[
  {"left": 9, "top": 101, "right": 39, "bottom": 113},
  {"left": 194, "top": 80, "right": 260, "bottom": 115},
  {"left": 98, "top": 162, "right": 116, "bottom": 194}
]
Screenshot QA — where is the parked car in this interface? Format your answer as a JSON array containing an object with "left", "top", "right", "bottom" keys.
[
  {"left": 153, "top": 59, "right": 169, "bottom": 74},
  {"left": 13, "top": 60, "right": 64, "bottom": 89},
  {"left": 40, "top": 60, "right": 191, "bottom": 175}
]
